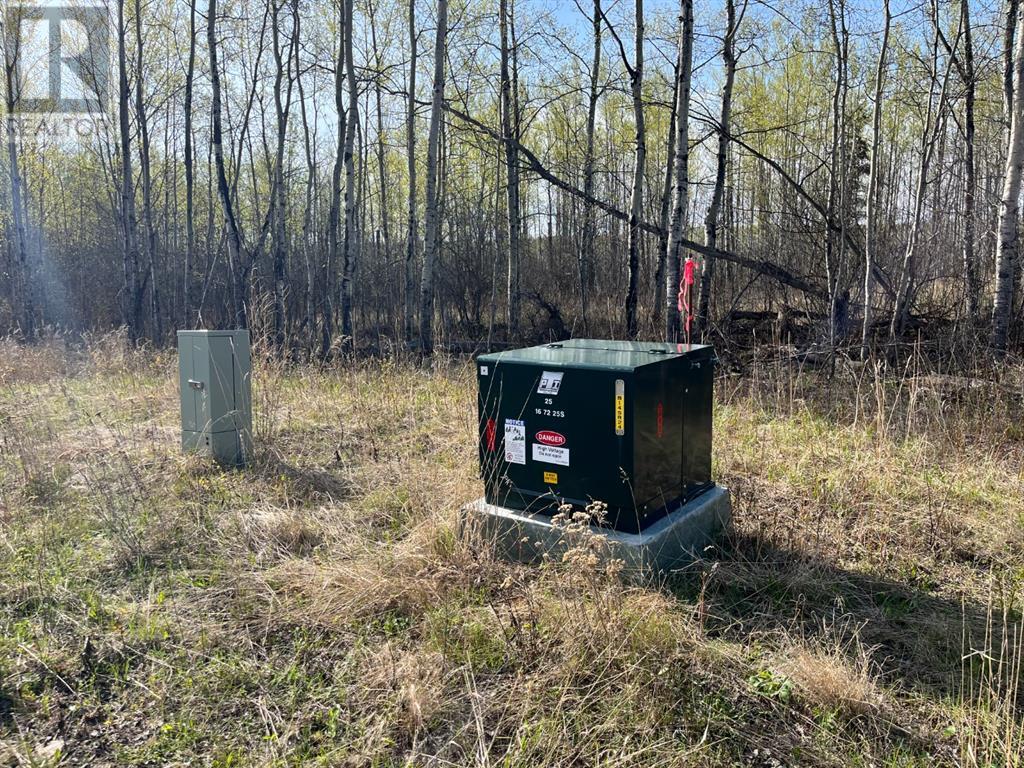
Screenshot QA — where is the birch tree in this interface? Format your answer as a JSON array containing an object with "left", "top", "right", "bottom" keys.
[
  {"left": 419, "top": 0, "right": 448, "bottom": 354},
  {"left": 270, "top": 0, "right": 297, "bottom": 347},
  {"left": 405, "top": 0, "right": 418, "bottom": 343},
  {"left": 183, "top": 0, "right": 197, "bottom": 327},
  {"left": 664, "top": 0, "right": 693, "bottom": 341},
  {"left": 891, "top": 1, "right": 957, "bottom": 339},
  {"left": 696, "top": 0, "right": 742, "bottom": 338},
  {"left": 1, "top": 6, "right": 33, "bottom": 339},
  {"left": 579, "top": 0, "right": 602, "bottom": 336},
  {"left": 117, "top": 0, "right": 142, "bottom": 337},
  {"left": 294, "top": 1, "right": 317, "bottom": 351},
  {"left": 134, "top": 0, "right": 160, "bottom": 340},
  {"left": 655, "top": 65, "right": 677, "bottom": 331},
  {"left": 369, "top": 0, "right": 391, "bottom": 292},
  {"left": 625, "top": 0, "right": 645, "bottom": 339},
  {"left": 340, "top": 0, "right": 359, "bottom": 350},
  {"left": 500, "top": 0, "right": 521, "bottom": 339},
  {"left": 208, "top": 0, "right": 259, "bottom": 329},
  {"left": 862, "top": 0, "right": 890, "bottom": 355},
  {"left": 960, "top": 0, "right": 979, "bottom": 322},
  {"left": 324, "top": 0, "right": 348, "bottom": 355},
  {"left": 937, "top": 0, "right": 979, "bottom": 322},
  {"left": 825, "top": 0, "right": 848, "bottom": 344},
  {"left": 993, "top": 1, "right": 1024, "bottom": 353},
  {"left": 1005, "top": 0, "right": 1020, "bottom": 141}
]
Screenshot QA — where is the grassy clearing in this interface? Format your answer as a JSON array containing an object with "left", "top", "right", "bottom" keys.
[{"left": 1, "top": 336, "right": 1023, "bottom": 766}]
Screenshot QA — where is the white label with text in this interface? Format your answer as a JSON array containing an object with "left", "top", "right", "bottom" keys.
[
  {"left": 532, "top": 444, "right": 569, "bottom": 466},
  {"left": 537, "top": 371, "right": 563, "bottom": 395},
  {"left": 504, "top": 419, "right": 526, "bottom": 464}
]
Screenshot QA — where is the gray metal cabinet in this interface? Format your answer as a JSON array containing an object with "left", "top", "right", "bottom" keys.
[{"left": 177, "top": 330, "right": 253, "bottom": 466}]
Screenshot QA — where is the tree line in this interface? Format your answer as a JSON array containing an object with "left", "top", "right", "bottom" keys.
[{"left": 2, "top": 0, "right": 1024, "bottom": 358}]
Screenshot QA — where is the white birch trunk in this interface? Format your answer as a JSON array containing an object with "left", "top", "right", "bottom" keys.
[
  {"left": 2, "top": 13, "right": 34, "bottom": 339},
  {"left": 862, "top": 0, "right": 890, "bottom": 355},
  {"left": 624, "top": 0, "right": 645, "bottom": 339},
  {"left": 697, "top": 0, "right": 740, "bottom": 338},
  {"left": 578, "top": 0, "right": 602, "bottom": 336},
  {"left": 993, "top": 2, "right": 1024, "bottom": 353},
  {"left": 340, "top": 0, "right": 359, "bottom": 350},
  {"left": 404, "top": 0, "right": 418, "bottom": 343},
  {"left": 663, "top": 0, "right": 693, "bottom": 341},
  {"left": 118, "top": 0, "right": 142, "bottom": 337},
  {"left": 418, "top": 0, "right": 448, "bottom": 354},
  {"left": 500, "top": 0, "right": 521, "bottom": 339},
  {"left": 208, "top": 0, "right": 247, "bottom": 328}
]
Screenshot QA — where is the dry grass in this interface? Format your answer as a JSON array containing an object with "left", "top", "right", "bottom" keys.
[
  {"left": 778, "top": 643, "right": 885, "bottom": 718},
  {"left": 0, "top": 336, "right": 1023, "bottom": 765}
]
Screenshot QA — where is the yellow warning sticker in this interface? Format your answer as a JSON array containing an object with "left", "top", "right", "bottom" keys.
[
  {"left": 614, "top": 379, "right": 625, "bottom": 435},
  {"left": 544, "top": 471, "right": 558, "bottom": 484}
]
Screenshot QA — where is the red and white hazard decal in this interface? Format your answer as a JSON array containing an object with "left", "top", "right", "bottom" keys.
[{"left": 535, "top": 430, "right": 566, "bottom": 447}]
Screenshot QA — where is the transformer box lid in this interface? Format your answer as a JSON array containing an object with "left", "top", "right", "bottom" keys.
[{"left": 477, "top": 339, "right": 712, "bottom": 372}]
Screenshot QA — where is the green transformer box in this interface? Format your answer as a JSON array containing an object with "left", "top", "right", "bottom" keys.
[
  {"left": 477, "top": 339, "right": 714, "bottom": 534},
  {"left": 177, "top": 330, "right": 253, "bottom": 466}
]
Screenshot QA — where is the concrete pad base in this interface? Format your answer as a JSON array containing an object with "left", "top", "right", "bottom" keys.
[{"left": 462, "top": 485, "right": 731, "bottom": 574}]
